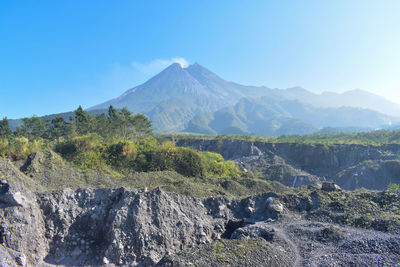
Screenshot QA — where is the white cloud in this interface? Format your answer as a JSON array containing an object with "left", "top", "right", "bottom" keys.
[{"left": 131, "top": 57, "right": 189, "bottom": 73}]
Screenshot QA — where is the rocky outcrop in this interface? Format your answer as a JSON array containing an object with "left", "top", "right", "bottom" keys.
[
  {"left": 0, "top": 157, "right": 42, "bottom": 191},
  {"left": 19, "top": 150, "right": 118, "bottom": 190},
  {"left": 37, "top": 187, "right": 229, "bottom": 266},
  {"left": 335, "top": 160, "right": 400, "bottom": 190},
  {"left": 0, "top": 180, "right": 49, "bottom": 265},
  {"left": 0, "top": 177, "right": 399, "bottom": 266},
  {"left": 176, "top": 139, "right": 400, "bottom": 190},
  {"left": 0, "top": 180, "right": 225, "bottom": 266}
]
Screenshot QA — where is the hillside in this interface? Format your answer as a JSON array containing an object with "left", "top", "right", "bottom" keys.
[{"left": 185, "top": 96, "right": 396, "bottom": 135}]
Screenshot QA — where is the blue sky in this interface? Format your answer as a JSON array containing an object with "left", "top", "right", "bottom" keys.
[{"left": 1, "top": 0, "right": 400, "bottom": 118}]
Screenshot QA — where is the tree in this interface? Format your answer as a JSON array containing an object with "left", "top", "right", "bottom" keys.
[
  {"left": 0, "top": 117, "right": 13, "bottom": 138},
  {"left": 50, "top": 115, "right": 69, "bottom": 141},
  {"left": 106, "top": 105, "right": 121, "bottom": 138},
  {"left": 119, "top": 107, "right": 134, "bottom": 140},
  {"left": 104, "top": 106, "right": 153, "bottom": 141},
  {"left": 73, "top": 106, "right": 93, "bottom": 135},
  {"left": 108, "top": 105, "right": 119, "bottom": 121},
  {"left": 20, "top": 116, "right": 48, "bottom": 139},
  {"left": 132, "top": 114, "right": 153, "bottom": 139},
  {"left": 94, "top": 113, "right": 108, "bottom": 137}
]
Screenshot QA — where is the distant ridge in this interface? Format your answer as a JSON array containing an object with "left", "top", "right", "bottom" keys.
[
  {"left": 184, "top": 96, "right": 395, "bottom": 136},
  {"left": 280, "top": 87, "right": 400, "bottom": 117},
  {"left": 10, "top": 62, "right": 393, "bottom": 135}
]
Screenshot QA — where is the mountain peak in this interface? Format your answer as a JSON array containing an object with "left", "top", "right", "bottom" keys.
[
  {"left": 190, "top": 62, "right": 201, "bottom": 67},
  {"left": 155, "top": 62, "right": 189, "bottom": 77},
  {"left": 166, "top": 62, "right": 184, "bottom": 69},
  {"left": 187, "top": 62, "right": 210, "bottom": 70},
  {"left": 186, "top": 62, "right": 218, "bottom": 78}
]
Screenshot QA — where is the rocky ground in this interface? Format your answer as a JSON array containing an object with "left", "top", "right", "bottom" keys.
[
  {"left": 0, "top": 176, "right": 399, "bottom": 266},
  {"left": 0, "top": 145, "right": 400, "bottom": 266},
  {"left": 160, "top": 220, "right": 400, "bottom": 267}
]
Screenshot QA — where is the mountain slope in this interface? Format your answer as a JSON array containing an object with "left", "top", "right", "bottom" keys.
[
  {"left": 82, "top": 62, "right": 400, "bottom": 133},
  {"left": 89, "top": 63, "right": 270, "bottom": 132},
  {"left": 185, "top": 96, "right": 396, "bottom": 136}
]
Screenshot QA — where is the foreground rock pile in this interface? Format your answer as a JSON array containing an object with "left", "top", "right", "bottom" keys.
[{"left": 0, "top": 179, "right": 399, "bottom": 266}]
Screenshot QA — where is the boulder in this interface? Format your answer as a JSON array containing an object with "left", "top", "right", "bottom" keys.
[
  {"left": 321, "top": 182, "right": 341, "bottom": 192},
  {"left": 266, "top": 197, "right": 284, "bottom": 213}
]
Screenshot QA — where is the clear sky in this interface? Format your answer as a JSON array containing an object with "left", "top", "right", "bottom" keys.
[{"left": 1, "top": 0, "right": 400, "bottom": 118}]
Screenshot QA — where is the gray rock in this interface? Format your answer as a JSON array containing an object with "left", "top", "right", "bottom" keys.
[
  {"left": 0, "top": 246, "right": 19, "bottom": 267},
  {"left": 266, "top": 197, "right": 284, "bottom": 213},
  {"left": 0, "top": 191, "right": 24, "bottom": 206},
  {"left": 0, "top": 181, "right": 48, "bottom": 265},
  {"left": 15, "top": 254, "right": 26, "bottom": 266},
  {"left": 321, "top": 182, "right": 341, "bottom": 192}
]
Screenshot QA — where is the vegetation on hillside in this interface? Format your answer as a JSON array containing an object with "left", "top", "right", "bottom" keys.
[
  {"left": 0, "top": 105, "right": 245, "bottom": 179},
  {"left": 165, "top": 128, "right": 400, "bottom": 145}
]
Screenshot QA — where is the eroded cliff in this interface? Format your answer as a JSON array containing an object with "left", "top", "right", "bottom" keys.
[{"left": 176, "top": 139, "right": 400, "bottom": 190}]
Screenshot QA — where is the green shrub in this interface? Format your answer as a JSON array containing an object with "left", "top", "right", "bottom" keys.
[
  {"left": 0, "top": 137, "right": 44, "bottom": 160},
  {"left": 55, "top": 135, "right": 242, "bottom": 179},
  {"left": 55, "top": 134, "right": 107, "bottom": 171},
  {"left": 72, "top": 133, "right": 103, "bottom": 151},
  {"left": 0, "top": 139, "right": 8, "bottom": 157},
  {"left": 201, "top": 151, "right": 241, "bottom": 177},
  {"left": 72, "top": 150, "right": 105, "bottom": 170},
  {"left": 147, "top": 141, "right": 178, "bottom": 172},
  {"left": 11, "top": 137, "right": 30, "bottom": 159},
  {"left": 174, "top": 147, "right": 205, "bottom": 177},
  {"left": 106, "top": 140, "right": 137, "bottom": 169},
  {"left": 55, "top": 141, "right": 76, "bottom": 157}
]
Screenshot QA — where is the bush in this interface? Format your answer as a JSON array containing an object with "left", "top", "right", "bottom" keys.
[
  {"left": 72, "top": 133, "right": 103, "bottom": 151},
  {"left": 55, "top": 135, "right": 241, "bottom": 179},
  {"left": 0, "top": 137, "right": 44, "bottom": 160},
  {"left": 55, "top": 141, "right": 76, "bottom": 157},
  {"left": 0, "top": 139, "right": 9, "bottom": 157},
  {"left": 11, "top": 137, "right": 30, "bottom": 159},
  {"left": 174, "top": 147, "right": 205, "bottom": 177},
  {"left": 201, "top": 151, "right": 241, "bottom": 177},
  {"left": 107, "top": 140, "right": 137, "bottom": 169},
  {"left": 151, "top": 141, "right": 178, "bottom": 171},
  {"left": 72, "top": 150, "right": 105, "bottom": 170},
  {"left": 55, "top": 133, "right": 102, "bottom": 158}
]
